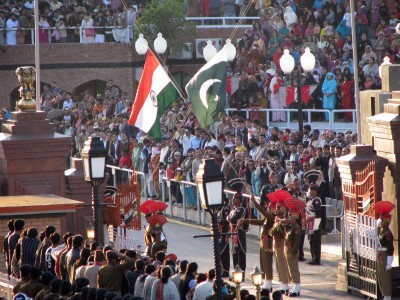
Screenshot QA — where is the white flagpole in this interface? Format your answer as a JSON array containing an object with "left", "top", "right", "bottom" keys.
[{"left": 34, "top": 0, "right": 41, "bottom": 111}]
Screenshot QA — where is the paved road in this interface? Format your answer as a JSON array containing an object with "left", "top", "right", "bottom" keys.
[{"left": 146, "top": 217, "right": 362, "bottom": 300}]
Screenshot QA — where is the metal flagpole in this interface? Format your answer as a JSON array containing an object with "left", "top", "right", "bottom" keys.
[
  {"left": 350, "top": 0, "right": 361, "bottom": 138},
  {"left": 34, "top": 0, "right": 41, "bottom": 111}
]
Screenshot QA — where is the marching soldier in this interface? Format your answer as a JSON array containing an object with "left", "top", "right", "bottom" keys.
[
  {"left": 288, "top": 178, "right": 307, "bottom": 261},
  {"left": 260, "top": 172, "right": 283, "bottom": 208},
  {"left": 240, "top": 195, "right": 275, "bottom": 291},
  {"left": 284, "top": 198, "right": 305, "bottom": 297},
  {"left": 227, "top": 192, "right": 247, "bottom": 273},
  {"left": 269, "top": 199, "right": 290, "bottom": 295},
  {"left": 374, "top": 201, "right": 395, "bottom": 300},
  {"left": 306, "top": 184, "right": 322, "bottom": 265},
  {"left": 218, "top": 199, "right": 231, "bottom": 278}
]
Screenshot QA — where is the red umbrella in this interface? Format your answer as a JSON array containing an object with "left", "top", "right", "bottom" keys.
[
  {"left": 148, "top": 201, "right": 168, "bottom": 214},
  {"left": 147, "top": 214, "right": 168, "bottom": 227},
  {"left": 140, "top": 200, "right": 156, "bottom": 215}
]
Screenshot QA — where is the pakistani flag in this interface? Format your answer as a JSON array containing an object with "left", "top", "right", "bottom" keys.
[
  {"left": 128, "top": 50, "right": 180, "bottom": 140},
  {"left": 186, "top": 48, "right": 227, "bottom": 127}
]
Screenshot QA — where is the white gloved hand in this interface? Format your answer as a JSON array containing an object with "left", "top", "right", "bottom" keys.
[{"left": 386, "top": 256, "right": 394, "bottom": 270}]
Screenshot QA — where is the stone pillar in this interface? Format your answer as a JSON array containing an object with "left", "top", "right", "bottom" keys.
[
  {"left": 335, "top": 145, "right": 388, "bottom": 293},
  {"left": 0, "top": 111, "right": 70, "bottom": 196},
  {"left": 367, "top": 91, "right": 400, "bottom": 265}
]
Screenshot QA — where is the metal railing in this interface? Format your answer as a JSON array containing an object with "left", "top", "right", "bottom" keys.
[
  {"left": 225, "top": 108, "right": 358, "bottom": 133},
  {"left": 2, "top": 16, "right": 255, "bottom": 46},
  {"left": 105, "top": 165, "right": 260, "bottom": 226}
]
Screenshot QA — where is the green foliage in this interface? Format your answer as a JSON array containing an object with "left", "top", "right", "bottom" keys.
[{"left": 135, "top": 0, "right": 197, "bottom": 56}]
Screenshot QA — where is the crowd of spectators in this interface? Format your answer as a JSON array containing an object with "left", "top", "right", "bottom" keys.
[
  {"left": 0, "top": 0, "right": 140, "bottom": 45},
  {"left": 5, "top": 219, "right": 279, "bottom": 300},
  {"left": 30, "top": 76, "right": 357, "bottom": 214},
  {"left": 225, "top": 0, "right": 400, "bottom": 121}
]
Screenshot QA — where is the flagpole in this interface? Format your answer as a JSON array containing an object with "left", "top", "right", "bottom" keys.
[
  {"left": 34, "top": 0, "right": 41, "bottom": 111},
  {"left": 350, "top": 0, "right": 361, "bottom": 138}
]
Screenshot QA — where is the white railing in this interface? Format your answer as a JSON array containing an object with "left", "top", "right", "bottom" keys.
[
  {"left": 225, "top": 108, "right": 358, "bottom": 133},
  {"left": 3, "top": 16, "right": 255, "bottom": 45},
  {"left": 0, "top": 273, "right": 17, "bottom": 300}
]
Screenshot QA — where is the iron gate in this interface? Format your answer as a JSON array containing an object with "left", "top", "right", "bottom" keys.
[{"left": 343, "top": 161, "right": 380, "bottom": 298}]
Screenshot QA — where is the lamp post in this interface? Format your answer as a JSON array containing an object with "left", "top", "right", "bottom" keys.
[
  {"left": 135, "top": 32, "right": 168, "bottom": 55},
  {"left": 280, "top": 47, "right": 315, "bottom": 134},
  {"left": 86, "top": 223, "right": 95, "bottom": 241},
  {"left": 232, "top": 265, "right": 244, "bottom": 300},
  {"left": 251, "top": 266, "right": 263, "bottom": 300},
  {"left": 196, "top": 159, "right": 225, "bottom": 300},
  {"left": 81, "top": 137, "right": 107, "bottom": 243}
]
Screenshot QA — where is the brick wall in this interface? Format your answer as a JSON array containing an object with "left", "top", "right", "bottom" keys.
[
  {"left": 0, "top": 27, "right": 244, "bottom": 108},
  {"left": 0, "top": 215, "right": 63, "bottom": 273}
]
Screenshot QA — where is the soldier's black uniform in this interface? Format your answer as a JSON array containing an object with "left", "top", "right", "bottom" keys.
[{"left": 306, "top": 195, "right": 322, "bottom": 264}]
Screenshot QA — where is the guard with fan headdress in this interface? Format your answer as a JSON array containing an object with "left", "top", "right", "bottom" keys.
[
  {"left": 240, "top": 194, "right": 275, "bottom": 291},
  {"left": 306, "top": 184, "right": 322, "bottom": 265},
  {"left": 227, "top": 192, "right": 247, "bottom": 273},
  {"left": 289, "top": 178, "right": 307, "bottom": 262},
  {"left": 304, "top": 169, "right": 329, "bottom": 233},
  {"left": 146, "top": 214, "right": 168, "bottom": 259},
  {"left": 284, "top": 198, "right": 305, "bottom": 297},
  {"left": 269, "top": 194, "right": 290, "bottom": 295},
  {"left": 373, "top": 201, "right": 395, "bottom": 300}
]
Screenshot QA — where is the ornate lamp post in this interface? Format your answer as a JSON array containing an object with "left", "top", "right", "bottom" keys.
[
  {"left": 232, "top": 265, "right": 244, "bottom": 300},
  {"left": 280, "top": 47, "right": 315, "bottom": 134},
  {"left": 196, "top": 159, "right": 225, "bottom": 300},
  {"left": 81, "top": 137, "right": 107, "bottom": 242},
  {"left": 251, "top": 266, "right": 263, "bottom": 300}
]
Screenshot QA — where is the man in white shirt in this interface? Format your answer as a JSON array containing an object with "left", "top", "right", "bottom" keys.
[
  {"left": 204, "top": 132, "right": 219, "bottom": 148},
  {"left": 193, "top": 269, "right": 215, "bottom": 300}
]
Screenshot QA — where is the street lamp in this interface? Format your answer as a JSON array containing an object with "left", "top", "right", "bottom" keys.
[
  {"left": 280, "top": 47, "right": 315, "bottom": 134},
  {"left": 203, "top": 40, "right": 217, "bottom": 62},
  {"left": 81, "top": 136, "right": 107, "bottom": 242},
  {"left": 251, "top": 266, "right": 263, "bottom": 300},
  {"left": 196, "top": 158, "right": 224, "bottom": 300},
  {"left": 134, "top": 32, "right": 167, "bottom": 55},
  {"left": 225, "top": 39, "right": 237, "bottom": 62},
  {"left": 86, "top": 223, "right": 95, "bottom": 240},
  {"left": 232, "top": 265, "right": 244, "bottom": 300}
]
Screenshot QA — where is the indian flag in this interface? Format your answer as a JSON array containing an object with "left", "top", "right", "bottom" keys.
[{"left": 128, "top": 50, "right": 179, "bottom": 140}]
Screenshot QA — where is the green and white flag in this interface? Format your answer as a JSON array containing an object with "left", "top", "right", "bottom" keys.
[{"left": 185, "top": 48, "right": 227, "bottom": 127}]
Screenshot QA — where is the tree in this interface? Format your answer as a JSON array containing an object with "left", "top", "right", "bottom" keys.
[{"left": 135, "top": 0, "right": 197, "bottom": 61}]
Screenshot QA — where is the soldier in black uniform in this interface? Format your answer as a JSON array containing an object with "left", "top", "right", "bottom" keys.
[
  {"left": 260, "top": 172, "right": 283, "bottom": 208},
  {"left": 373, "top": 201, "right": 395, "bottom": 300},
  {"left": 218, "top": 200, "right": 231, "bottom": 278},
  {"left": 227, "top": 193, "right": 247, "bottom": 273},
  {"left": 306, "top": 184, "right": 322, "bottom": 265}
]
